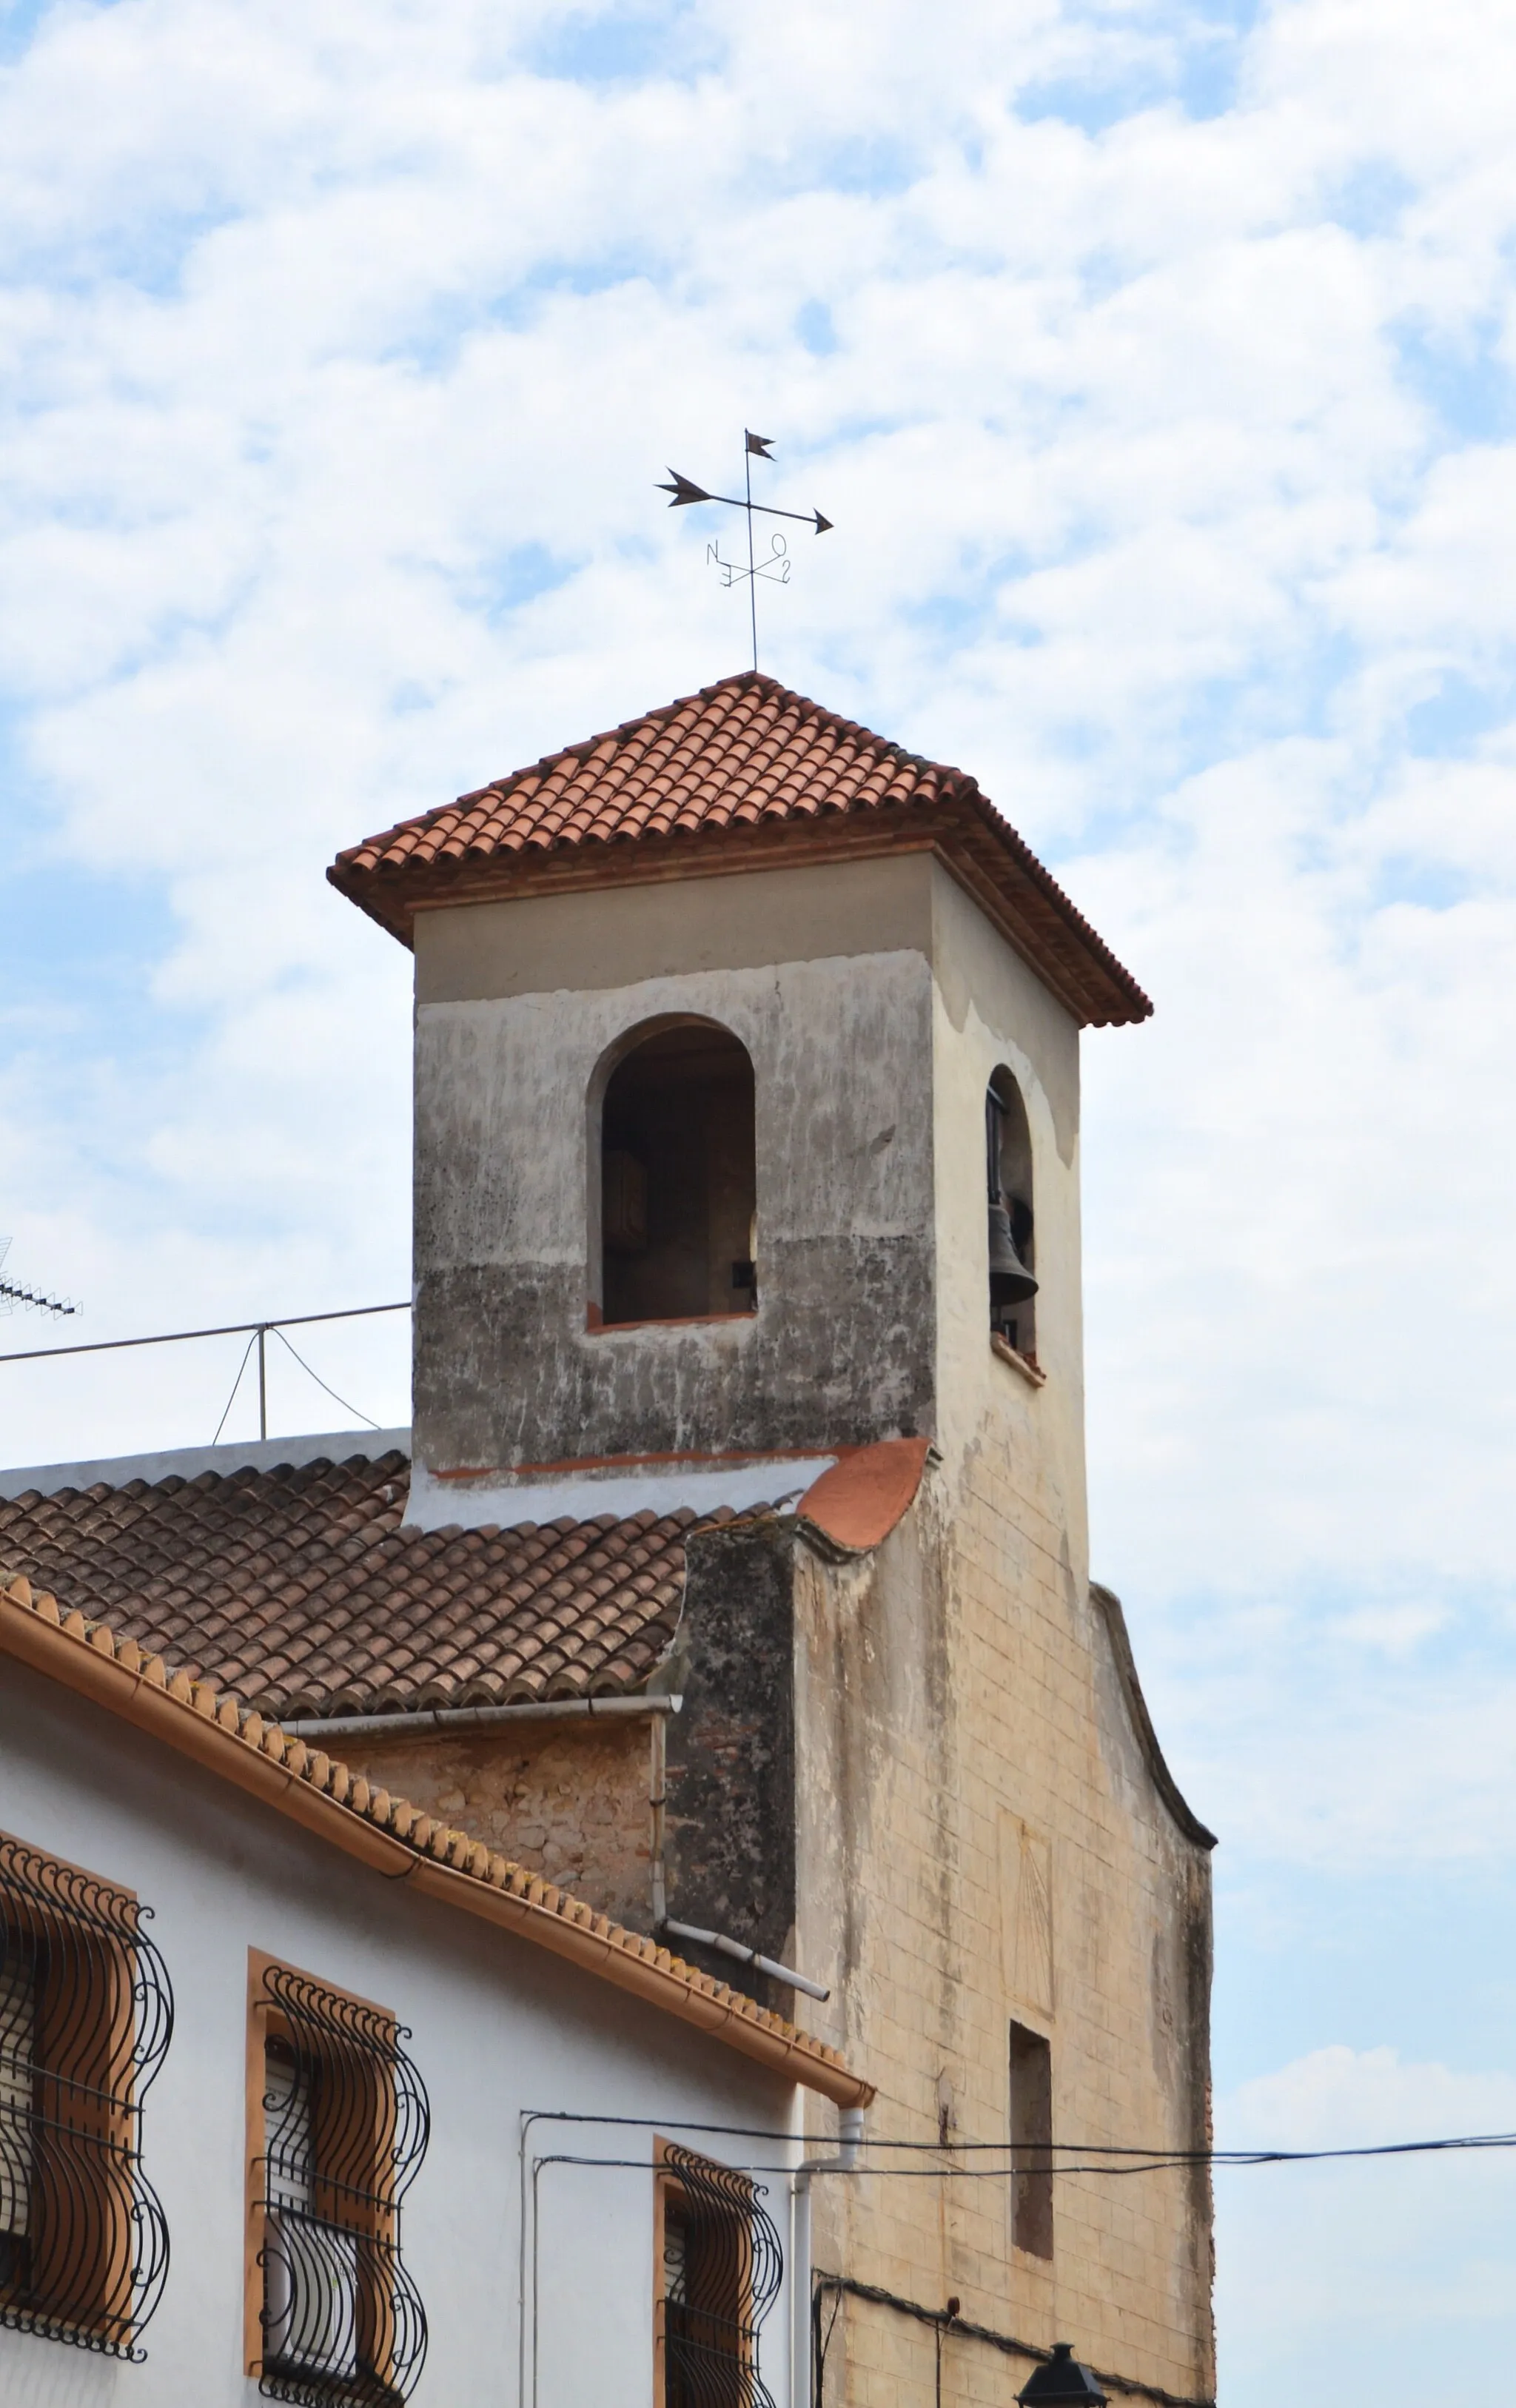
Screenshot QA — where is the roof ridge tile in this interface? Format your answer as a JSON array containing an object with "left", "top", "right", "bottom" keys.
[{"left": 326, "top": 673, "right": 1149, "bottom": 1024}]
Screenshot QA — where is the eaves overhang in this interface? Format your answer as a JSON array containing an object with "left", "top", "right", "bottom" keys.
[
  {"left": 328, "top": 674, "right": 1153, "bottom": 1031},
  {"left": 0, "top": 1570, "right": 873, "bottom": 2110}
]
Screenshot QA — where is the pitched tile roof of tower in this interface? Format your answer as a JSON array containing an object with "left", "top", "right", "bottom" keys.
[
  {"left": 0, "top": 1449, "right": 691, "bottom": 1721},
  {"left": 329, "top": 671, "right": 1152, "bottom": 1027}
]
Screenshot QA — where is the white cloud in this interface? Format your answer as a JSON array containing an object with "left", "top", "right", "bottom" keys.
[
  {"left": 2, "top": 2, "right": 1516, "bottom": 2389},
  {"left": 0, "top": 0, "right": 1511, "bottom": 1629},
  {"left": 1216, "top": 2048, "right": 1516, "bottom": 2400}
]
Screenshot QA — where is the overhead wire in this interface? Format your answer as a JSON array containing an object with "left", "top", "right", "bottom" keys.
[
  {"left": 523, "top": 2113, "right": 1515, "bottom": 2408},
  {"left": 210, "top": 1329, "right": 258, "bottom": 1444},
  {"left": 515, "top": 2107, "right": 1516, "bottom": 2175},
  {"left": 269, "top": 1324, "right": 381, "bottom": 1429}
]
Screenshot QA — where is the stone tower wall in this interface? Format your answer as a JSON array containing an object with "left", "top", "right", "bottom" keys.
[
  {"left": 794, "top": 1460, "right": 1214, "bottom": 2408},
  {"left": 410, "top": 856, "right": 944, "bottom": 1475}
]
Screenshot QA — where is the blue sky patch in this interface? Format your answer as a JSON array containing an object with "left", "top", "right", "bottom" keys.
[
  {"left": 1406, "top": 673, "right": 1513, "bottom": 758},
  {"left": 795, "top": 299, "right": 838, "bottom": 358},
  {"left": 1395, "top": 318, "right": 1516, "bottom": 446},
  {"left": 522, "top": 4, "right": 723, "bottom": 88}
]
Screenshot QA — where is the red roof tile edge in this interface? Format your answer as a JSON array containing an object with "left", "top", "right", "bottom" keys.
[
  {"left": 0, "top": 1569, "right": 871, "bottom": 2107},
  {"left": 796, "top": 1438, "right": 933, "bottom": 1556},
  {"left": 327, "top": 673, "right": 1152, "bottom": 1027}
]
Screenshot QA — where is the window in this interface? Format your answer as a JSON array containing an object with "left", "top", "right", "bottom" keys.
[
  {"left": 986, "top": 1072, "right": 1038, "bottom": 1360},
  {"left": 599, "top": 1022, "right": 757, "bottom": 1327},
  {"left": 0, "top": 1829, "right": 172, "bottom": 2358},
  {"left": 1009, "top": 2020, "right": 1053, "bottom": 2259},
  {"left": 655, "top": 2141, "right": 782, "bottom": 2408},
  {"left": 249, "top": 1954, "right": 429, "bottom": 2407}
]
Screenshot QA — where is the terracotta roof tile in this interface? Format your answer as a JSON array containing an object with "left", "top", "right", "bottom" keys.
[
  {"left": 0, "top": 1449, "right": 697, "bottom": 1721},
  {"left": 0, "top": 1569, "right": 871, "bottom": 2108},
  {"left": 328, "top": 671, "right": 1151, "bottom": 1027}
]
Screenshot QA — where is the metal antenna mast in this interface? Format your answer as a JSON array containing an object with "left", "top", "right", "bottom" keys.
[
  {"left": 0, "top": 1238, "right": 78, "bottom": 1321},
  {"left": 744, "top": 431, "right": 759, "bottom": 672},
  {"left": 658, "top": 432, "right": 833, "bottom": 672}
]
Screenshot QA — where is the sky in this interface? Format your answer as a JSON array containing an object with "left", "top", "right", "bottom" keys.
[{"left": 1, "top": 0, "right": 1515, "bottom": 2395}]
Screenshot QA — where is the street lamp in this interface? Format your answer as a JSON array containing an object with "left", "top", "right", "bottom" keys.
[{"left": 1016, "top": 2343, "right": 1109, "bottom": 2405}]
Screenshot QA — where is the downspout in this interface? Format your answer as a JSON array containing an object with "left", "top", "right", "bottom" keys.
[
  {"left": 650, "top": 1708, "right": 668, "bottom": 1927},
  {"left": 793, "top": 2106, "right": 865, "bottom": 2408},
  {"left": 659, "top": 1919, "right": 830, "bottom": 2003}
]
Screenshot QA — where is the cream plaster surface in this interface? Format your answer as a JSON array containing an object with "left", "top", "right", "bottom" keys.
[
  {"left": 794, "top": 1455, "right": 1213, "bottom": 2408},
  {"left": 788, "top": 869, "right": 1212, "bottom": 2407},
  {"left": 413, "top": 851, "right": 938, "bottom": 1007}
]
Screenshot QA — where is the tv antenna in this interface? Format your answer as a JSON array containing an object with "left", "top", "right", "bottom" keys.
[
  {"left": 0, "top": 1237, "right": 78, "bottom": 1320},
  {"left": 658, "top": 431, "right": 834, "bottom": 673}
]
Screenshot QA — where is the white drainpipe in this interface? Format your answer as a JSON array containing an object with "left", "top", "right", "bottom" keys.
[
  {"left": 793, "top": 2106, "right": 865, "bottom": 2408},
  {"left": 282, "top": 1693, "right": 682, "bottom": 1740},
  {"left": 658, "top": 1919, "right": 831, "bottom": 2004}
]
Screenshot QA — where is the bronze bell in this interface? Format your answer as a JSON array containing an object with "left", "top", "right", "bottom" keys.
[{"left": 988, "top": 1201, "right": 1038, "bottom": 1305}]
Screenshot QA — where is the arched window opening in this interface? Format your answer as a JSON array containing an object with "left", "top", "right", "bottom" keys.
[
  {"left": 600, "top": 1024, "right": 757, "bottom": 1327},
  {"left": 987, "top": 1070, "right": 1038, "bottom": 1361}
]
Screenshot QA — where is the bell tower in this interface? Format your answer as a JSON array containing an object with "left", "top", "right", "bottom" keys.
[
  {"left": 330, "top": 673, "right": 1215, "bottom": 2408},
  {"left": 329, "top": 671, "right": 1148, "bottom": 1529}
]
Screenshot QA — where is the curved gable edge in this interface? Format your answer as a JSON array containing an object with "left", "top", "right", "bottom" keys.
[{"left": 1089, "top": 1582, "right": 1217, "bottom": 1852}]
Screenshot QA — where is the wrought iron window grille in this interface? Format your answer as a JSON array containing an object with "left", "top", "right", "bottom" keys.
[
  {"left": 0, "top": 1829, "right": 173, "bottom": 2360},
  {"left": 253, "top": 1962, "right": 429, "bottom": 2407},
  {"left": 659, "top": 2142, "right": 782, "bottom": 2408}
]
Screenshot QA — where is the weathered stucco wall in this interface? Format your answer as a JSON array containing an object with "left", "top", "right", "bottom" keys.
[
  {"left": 928, "top": 856, "right": 1089, "bottom": 1556},
  {"left": 335, "top": 1717, "right": 656, "bottom": 1931},
  {"left": 663, "top": 1515, "right": 799, "bottom": 2005},
  {"left": 401, "top": 831, "right": 1214, "bottom": 2407},
  {"left": 782, "top": 867, "right": 1213, "bottom": 2404},
  {"left": 411, "top": 856, "right": 942, "bottom": 1472},
  {"left": 332, "top": 1517, "right": 804, "bottom": 2001},
  {"left": 791, "top": 1452, "right": 1214, "bottom": 2408}
]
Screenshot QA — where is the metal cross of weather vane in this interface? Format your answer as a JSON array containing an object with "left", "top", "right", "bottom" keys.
[{"left": 658, "top": 431, "right": 833, "bottom": 673}]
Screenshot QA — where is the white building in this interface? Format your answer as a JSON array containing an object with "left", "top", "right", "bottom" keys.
[{"left": 0, "top": 1566, "right": 866, "bottom": 2406}]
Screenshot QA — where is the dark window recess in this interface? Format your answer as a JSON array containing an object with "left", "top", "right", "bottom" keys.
[
  {"left": 1009, "top": 2021, "right": 1053, "bottom": 2259},
  {"left": 660, "top": 2144, "right": 782, "bottom": 2408},
  {"left": 601, "top": 1025, "right": 757, "bottom": 1326},
  {"left": 0, "top": 1829, "right": 173, "bottom": 2360},
  {"left": 987, "top": 1073, "right": 1038, "bottom": 1359},
  {"left": 256, "top": 1965, "right": 429, "bottom": 2407}
]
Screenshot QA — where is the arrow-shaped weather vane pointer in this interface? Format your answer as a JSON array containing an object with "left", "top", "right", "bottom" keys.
[
  {"left": 659, "top": 470, "right": 834, "bottom": 537},
  {"left": 657, "top": 432, "right": 833, "bottom": 669}
]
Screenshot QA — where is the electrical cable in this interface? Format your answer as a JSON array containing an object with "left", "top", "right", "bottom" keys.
[
  {"left": 210, "top": 1330, "right": 258, "bottom": 1445},
  {"left": 269, "top": 1324, "right": 380, "bottom": 1429},
  {"left": 516, "top": 2107, "right": 1516, "bottom": 2173}
]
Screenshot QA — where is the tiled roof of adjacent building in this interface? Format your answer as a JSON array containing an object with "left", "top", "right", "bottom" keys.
[
  {"left": 0, "top": 1449, "right": 691, "bottom": 1721},
  {"left": 0, "top": 1567, "right": 871, "bottom": 2108},
  {"left": 328, "top": 671, "right": 1151, "bottom": 1027}
]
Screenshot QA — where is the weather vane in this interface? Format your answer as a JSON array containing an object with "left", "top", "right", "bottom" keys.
[{"left": 658, "top": 431, "right": 833, "bottom": 673}]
